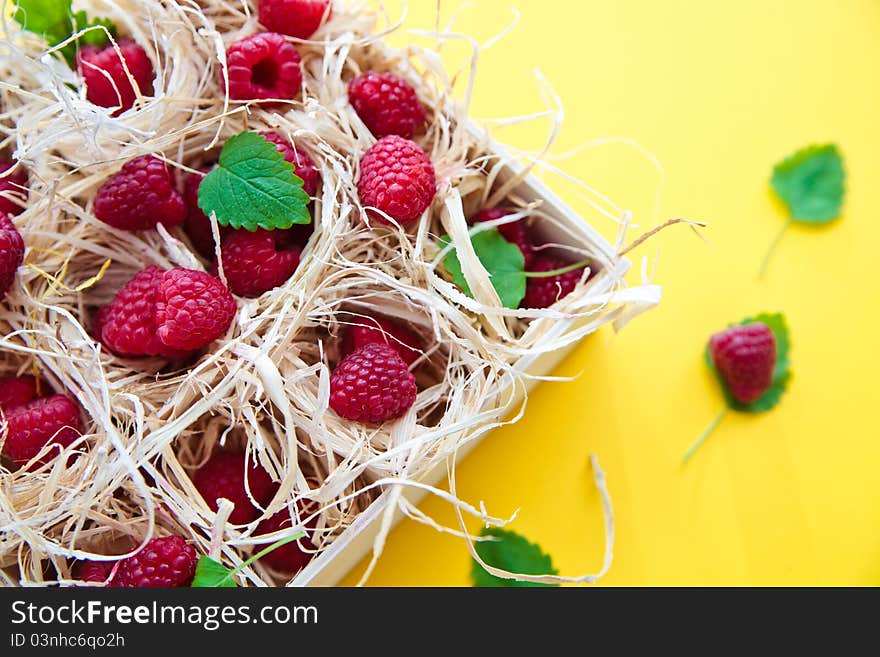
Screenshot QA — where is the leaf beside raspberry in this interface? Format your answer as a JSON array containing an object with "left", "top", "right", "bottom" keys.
[
  {"left": 705, "top": 312, "right": 791, "bottom": 413},
  {"left": 471, "top": 528, "right": 558, "bottom": 587},
  {"left": 439, "top": 228, "right": 526, "bottom": 309},
  {"left": 14, "top": 0, "right": 116, "bottom": 68},
  {"left": 771, "top": 144, "right": 845, "bottom": 224},
  {"left": 197, "top": 131, "right": 311, "bottom": 232},
  {"left": 191, "top": 556, "right": 238, "bottom": 588}
]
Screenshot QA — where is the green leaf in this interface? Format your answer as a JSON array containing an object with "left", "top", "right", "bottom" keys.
[
  {"left": 191, "top": 556, "right": 238, "bottom": 588},
  {"left": 705, "top": 312, "right": 792, "bottom": 413},
  {"left": 197, "top": 131, "right": 311, "bottom": 232},
  {"left": 471, "top": 528, "right": 558, "bottom": 587},
  {"left": 440, "top": 229, "right": 526, "bottom": 309},
  {"left": 14, "top": 0, "right": 116, "bottom": 68},
  {"left": 771, "top": 144, "right": 845, "bottom": 223}
]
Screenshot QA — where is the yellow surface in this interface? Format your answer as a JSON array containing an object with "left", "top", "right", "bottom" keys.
[{"left": 342, "top": 0, "right": 880, "bottom": 586}]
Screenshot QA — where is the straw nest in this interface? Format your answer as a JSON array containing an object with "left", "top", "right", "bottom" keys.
[{"left": 0, "top": 0, "right": 662, "bottom": 586}]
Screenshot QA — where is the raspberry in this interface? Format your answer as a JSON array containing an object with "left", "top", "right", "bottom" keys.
[
  {"left": 348, "top": 72, "right": 427, "bottom": 139},
  {"left": 2, "top": 394, "right": 82, "bottom": 466},
  {"left": 111, "top": 536, "right": 198, "bottom": 588},
  {"left": 155, "top": 268, "right": 237, "bottom": 351},
  {"left": 193, "top": 452, "right": 278, "bottom": 525},
  {"left": 94, "top": 155, "right": 186, "bottom": 231},
  {"left": 77, "top": 40, "right": 154, "bottom": 116},
  {"left": 0, "top": 375, "right": 38, "bottom": 411},
  {"left": 340, "top": 315, "right": 422, "bottom": 367},
  {"left": 0, "top": 212, "right": 24, "bottom": 300},
  {"left": 471, "top": 208, "right": 534, "bottom": 266},
  {"left": 258, "top": 0, "right": 332, "bottom": 40},
  {"left": 256, "top": 508, "right": 315, "bottom": 573},
  {"left": 225, "top": 32, "right": 303, "bottom": 104},
  {"left": 521, "top": 257, "right": 591, "bottom": 309},
  {"left": 709, "top": 323, "right": 777, "bottom": 405},
  {"left": 99, "top": 266, "right": 188, "bottom": 358},
  {"left": 0, "top": 160, "right": 28, "bottom": 216},
  {"left": 219, "top": 229, "right": 301, "bottom": 298},
  {"left": 329, "top": 342, "right": 417, "bottom": 423},
  {"left": 260, "top": 131, "right": 320, "bottom": 197},
  {"left": 79, "top": 561, "right": 112, "bottom": 583},
  {"left": 357, "top": 135, "right": 436, "bottom": 226}
]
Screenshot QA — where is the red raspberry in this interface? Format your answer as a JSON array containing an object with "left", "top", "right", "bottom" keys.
[
  {"left": 0, "top": 375, "right": 38, "bottom": 411},
  {"left": 183, "top": 167, "right": 233, "bottom": 259},
  {"left": 79, "top": 561, "right": 112, "bottom": 583},
  {"left": 219, "top": 229, "right": 301, "bottom": 298},
  {"left": 0, "top": 160, "right": 28, "bottom": 216},
  {"left": 357, "top": 135, "right": 436, "bottom": 226},
  {"left": 111, "top": 536, "right": 198, "bottom": 588},
  {"left": 0, "top": 212, "right": 24, "bottom": 300},
  {"left": 258, "top": 0, "right": 332, "bottom": 40},
  {"left": 99, "top": 266, "right": 188, "bottom": 358},
  {"left": 348, "top": 72, "right": 427, "bottom": 139},
  {"left": 225, "top": 32, "right": 303, "bottom": 105},
  {"left": 329, "top": 342, "right": 417, "bottom": 423},
  {"left": 94, "top": 155, "right": 186, "bottom": 231},
  {"left": 521, "top": 256, "right": 591, "bottom": 309},
  {"left": 709, "top": 323, "right": 777, "bottom": 405},
  {"left": 193, "top": 452, "right": 278, "bottom": 525},
  {"left": 77, "top": 40, "right": 154, "bottom": 116},
  {"left": 155, "top": 268, "right": 237, "bottom": 351},
  {"left": 340, "top": 315, "right": 422, "bottom": 368},
  {"left": 2, "top": 394, "right": 82, "bottom": 466},
  {"left": 260, "top": 131, "right": 319, "bottom": 197},
  {"left": 471, "top": 208, "right": 534, "bottom": 266},
  {"left": 256, "top": 508, "right": 315, "bottom": 573}
]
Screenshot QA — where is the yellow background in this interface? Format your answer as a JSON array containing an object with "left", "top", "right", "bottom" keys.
[{"left": 342, "top": 0, "right": 880, "bottom": 585}]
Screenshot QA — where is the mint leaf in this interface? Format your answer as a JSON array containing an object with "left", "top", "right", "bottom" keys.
[
  {"left": 14, "top": 0, "right": 115, "bottom": 68},
  {"left": 440, "top": 229, "right": 526, "bottom": 309},
  {"left": 705, "top": 312, "right": 791, "bottom": 413},
  {"left": 471, "top": 528, "right": 558, "bottom": 587},
  {"left": 771, "top": 144, "right": 845, "bottom": 223},
  {"left": 197, "top": 131, "right": 311, "bottom": 232},
  {"left": 191, "top": 556, "right": 238, "bottom": 588}
]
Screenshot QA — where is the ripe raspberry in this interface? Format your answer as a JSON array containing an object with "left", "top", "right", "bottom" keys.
[
  {"left": 0, "top": 375, "right": 38, "bottom": 411},
  {"left": 99, "top": 266, "right": 188, "bottom": 358},
  {"left": 357, "top": 135, "right": 436, "bottom": 226},
  {"left": 2, "top": 394, "right": 82, "bottom": 466},
  {"left": 709, "top": 323, "right": 777, "bottom": 405},
  {"left": 219, "top": 229, "right": 301, "bottom": 298},
  {"left": 260, "top": 131, "right": 319, "bottom": 197},
  {"left": 0, "top": 160, "right": 28, "bottom": 216},
  {"left": 256, "top": 508, "right": 315, "bottom": 573},
  {"left": 258, "top": 0, "right": 332, "bottom": 40},
  {"left": 94, "top": 155, "right": 186, "bottom": 231},
  {"left": 225, "top": 32, "right": 303, "bottom": 104},
  {"left": 193, "top": 452, "right": 278, "bottom": 525},
  {"left": 521, "top": 257, "right": 591, "bottom": 309},
  {"left": 0, "top": 212, "right": 25, "bottom": 300},
  {"left": 340, "top": 315, "right": 422, "bottom": 367},
  {"left": 111, "top": 536, "right": 198, "bottom": 588},
  {"left": 79, "top": 561, "right": 112, "bottom": 583},
  {"left": 155, "top": 268, "right": 237, "bottom": 351},
  {"left": 471, "top": 208, "right": 534, "bottom": 266},
  {"left": 348, "top": 72, "right": 427, "bottom": 139},
  {"left": 330, "top": 342, "right": 417, "bottom": 423},
  {"left": 77, "top": 40, "right": 154, "bottom": 116}
]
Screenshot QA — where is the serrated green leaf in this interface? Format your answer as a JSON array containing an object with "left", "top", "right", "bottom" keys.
[
  {"left": 14, "top": 0, "right": 116, "bottom": 68},
  {"left": 191, "top": 556, "right": 238, "bottom": 588},
  {"left": 471, "top": 528, "right": 558, "bottom": 587},
  {"left": 705, "top": 312, "right": 791, "bottom": 413},
  {"left": 198, "top": 131, "right": 311, "bottom": 232},
  {"left": 771, "top": 144, "right": 845, "bottom": 223},
  {"left": 440, "top": 229, "right": 526, "bottom": 309}
]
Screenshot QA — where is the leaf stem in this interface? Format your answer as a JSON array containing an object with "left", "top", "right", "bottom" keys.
[
  {"left": 758, "top": 219, "right": 792, "bottom": 279},
  {"left": 523, "top": 258, "right": 592, "bottom": 279},
  {"left": 216, "top": 531, "right": 306, "bottom": 586},
  {"left": 682, "top": 408, "right": 729, "bottom": 465}
]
